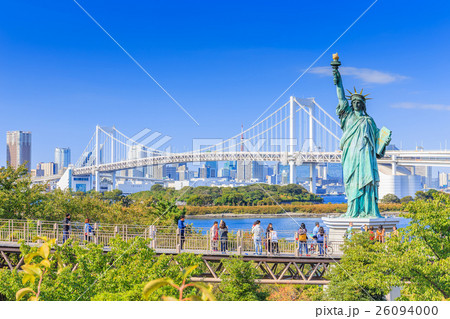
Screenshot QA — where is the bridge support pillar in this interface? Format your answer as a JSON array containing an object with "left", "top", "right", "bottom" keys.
[
  {"left": 95, "top": 171, "right": 100, "bottom": 192},
  {"left": 111, "top": 172, "right": 116, "bottom": 190},
  {"left": 392, "top": 155, "right": 397, "bottom": 175},
  {"left": 289, "top": 161, "right": 296, "bottom": 184},
  {"left": 309, "top": 163, "right": 317, "bottom": 194}
]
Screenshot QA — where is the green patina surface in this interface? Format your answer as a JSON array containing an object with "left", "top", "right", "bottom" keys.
[{"left": 331, "top": 55, "right": 391, "bottom": 218}]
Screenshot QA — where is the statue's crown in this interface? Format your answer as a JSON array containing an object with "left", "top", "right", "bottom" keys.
[{"left": 346, "top": 87, "right": 372, "bottom": 101}]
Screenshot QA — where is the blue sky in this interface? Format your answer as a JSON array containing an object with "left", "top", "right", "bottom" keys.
[{"left": 1, "top": 0, "right": 450, "bottom": 167}]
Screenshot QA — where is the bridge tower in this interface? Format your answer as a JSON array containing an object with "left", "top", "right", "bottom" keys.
[
  {"left": 308, "top": 99, "right": 316, "bottom": 194},
  {"left": 289, "top": 96, "right": 296, "bottom": 184},
  {"left": 94, "top": 125, "right": 100, "bottom": 192}
]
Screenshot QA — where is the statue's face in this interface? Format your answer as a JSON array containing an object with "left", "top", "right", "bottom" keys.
[{"left": 352, "top": 99, "right": 365, "bottom": 112}]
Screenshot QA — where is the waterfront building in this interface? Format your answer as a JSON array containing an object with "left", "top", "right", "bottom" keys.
[
  {"left": 198, "top": 166, "right": 208, "bottom": 179},
  {"left": 415, "top": 166, "right": 433, "bottom": 188},
  {"left": 54, "top": 147, "right": 71, "bottom": 173},
  {"left": 378, "top": 165, "right": 422, "bottom": 198},
  {"left": 237, "top": 161, "right": 264, "bottom": 182},
  {"left": 152, "top": 165, "right": 164, "bottom": 179},
  {"left": 218, "top": 167, "right": 230, "bottom": 178},
  {"left": 205, "top": 161, "right": 217, "bottom": 178},
  {"left": 438, "top": 171, "right": 448, "bottom": 188},
  {"left": 163, "top": 165, "right": 177, "bottom": 180},
  {"left": 37, "top": 162, "right": 57, "bottom": 176},
  {"left": 177, "top": 164, "right": 188, "bottom": 181},
  {"left": 224, "top": 161, "right": 237, "bottom": 171},
  {"left": 6, "top": 131, "right": 31, "bottom": 171},
  {"left": 127, "top": 145, "right": 147, "bottom": 177}
]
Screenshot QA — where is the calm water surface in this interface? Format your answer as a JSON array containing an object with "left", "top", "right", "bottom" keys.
[
  {"left": 185, "top": 216, "right": 409, "bottom": 238},
  {"left": 186, "top": 194, "right": 408, "bottom": 237}
]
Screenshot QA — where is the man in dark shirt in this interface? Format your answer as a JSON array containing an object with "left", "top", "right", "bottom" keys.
[
  {"left": 178, "top": 216, "right": 186, "bottom": 250},
  {"left": 63, "top": 213, "right": 71, "bottom": 243}
]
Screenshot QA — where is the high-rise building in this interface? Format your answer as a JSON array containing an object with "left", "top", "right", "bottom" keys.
[
  {"left": 6, "top": 131, "right": 31, "bottom": 171},
  {"left": 37, "top": 162, "right": 57, "bottom": 176},
  {"left": 177, "top": 165, "right": 188, "bottom": 181},
  {"left": 224, "top": 161, "right": 237, "bottom": 171},
  {"left": 163, "top": 165, "right": 177, "bottom": 180},
  {"left": 205, "top": 161, "right": 217, "bottom": 178},
  {"left": 198, "top": 166, "right": 208, "bottom": 179},
  {"left": 54, "top": 147, "right": 71, "bottom": 173},
  {"left": 237, "top": 161, "right": 251, "bottom": 181},
  {"left": 415, "top": 166, "right": 433, "bottom": 188},
  {"left": 127, "top": 145, "right": 147, "bottom": 177},
  {"left": 237, "top": 161, "right": 264, "bottom": 182},
  {"left": 218, "top": 168, "right": 230, "bottom": 178},
  {"left": 438, "top": 172, "right": 448, "bottom": 188}
]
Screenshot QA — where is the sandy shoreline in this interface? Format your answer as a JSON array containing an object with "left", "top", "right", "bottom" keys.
[{"left": 186, "top": 211, "right": 402, "bottom": 219}]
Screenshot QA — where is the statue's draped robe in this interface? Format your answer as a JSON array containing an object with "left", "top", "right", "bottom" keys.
[{"left": 337, "top": 99, "right": 383, "bottom": 218}]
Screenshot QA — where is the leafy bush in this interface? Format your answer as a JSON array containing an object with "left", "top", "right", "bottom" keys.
[
  {"left": 217, "top": 257, "right": 268, "bottom": 301},
  {"left": 0, "top": 238, "right": 204, "bottom": 301}
]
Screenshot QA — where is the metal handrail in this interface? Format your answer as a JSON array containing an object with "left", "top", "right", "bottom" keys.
[{"left": 0, "top": 218, "right": 343, "bottom": 257}]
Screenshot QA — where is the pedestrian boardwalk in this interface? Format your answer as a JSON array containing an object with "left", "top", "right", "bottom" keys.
[
  {"left": 0, "top": 218, "right": 343, "bottom": 257},
  {"left": 0, "top": 218, "right": 343, "bottom": 284}
]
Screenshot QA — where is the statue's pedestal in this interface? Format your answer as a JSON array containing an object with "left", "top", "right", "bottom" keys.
[{"left": 322, "top": 216, "right": 401, "bottom": 252}]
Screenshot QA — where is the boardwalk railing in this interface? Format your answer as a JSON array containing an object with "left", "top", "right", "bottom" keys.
[{"left": 0, "top": 219, "right": 343, "bottom": 257}]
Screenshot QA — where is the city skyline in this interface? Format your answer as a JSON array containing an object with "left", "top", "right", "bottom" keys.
[{"left": 1, "top": 1, "right": 450, "bottom": 167}]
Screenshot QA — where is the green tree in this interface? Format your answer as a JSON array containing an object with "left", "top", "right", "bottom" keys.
[
  {"left": 381, "top": 193, "right": 400, "bottom": 204},
  {"left": 327, "top": 192, "right": 450, "bottom": 301},
  {"left": 414, "top": 189, "right": 438, "bottom": 201},
  {"left": 217, "top": 257, "right": 268, "bottom": 301},
  {"left": 387, "top": 193, "right": 450, "bottom": 300},
  {"left": 400, "top": 195, "right": 414, "bottom": 203},
  {"left": 0, "top": 165, "right": 46, "bottom": 219},
  {"left": 325, "top": 232, "right": 399, "bottom": 301}
]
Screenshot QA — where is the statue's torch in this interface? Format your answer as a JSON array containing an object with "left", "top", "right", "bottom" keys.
[{"left": 331, "top": 53, "right": 341, "bottom": 70}]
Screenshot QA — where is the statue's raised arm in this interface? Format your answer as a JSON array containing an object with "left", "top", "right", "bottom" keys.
[{"left": 331, "top": 53, "right": 350, "bottom": 120}]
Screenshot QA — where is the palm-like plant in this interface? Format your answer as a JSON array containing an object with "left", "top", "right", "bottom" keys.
[{"left": 143, "top": 265, "right": 215, "bottom": 301}]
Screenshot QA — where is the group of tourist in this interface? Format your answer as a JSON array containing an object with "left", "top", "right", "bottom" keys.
[
  {"left": 62, "top": 213, "right": 95, "bottom": 243},
  {"left": 177, "top": 218, "right": 330, "bottom": 256},
  {"left": 296, "top": 222, "right": 328, "bottom": 256},
  {"left": 345, "top": 222, "right": 399, "bottom": 243}
]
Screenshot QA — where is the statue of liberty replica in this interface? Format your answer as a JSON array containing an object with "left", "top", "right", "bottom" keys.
[{"left": 331, "top": 53, "right": 391, "bottom": 218}]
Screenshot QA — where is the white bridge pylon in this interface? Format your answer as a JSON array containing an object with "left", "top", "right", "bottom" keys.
[{"left": 74, "top": 97, "right": 342, "bottom": 192}]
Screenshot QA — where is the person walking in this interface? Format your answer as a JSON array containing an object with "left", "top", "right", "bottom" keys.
[
  {"left": 218, "top": 220, "right": 228, "bottom": 254},
  {"left": 63, "top": 213, "right": 71, "bottom": 243},
  {"left": 252, "top": 220, "right": 264, "bottom": 255},
  {"left": 84, "top": 218, "right": 93, "bottom": 242},
  {"left": 297, "top": 223, "right": 309, "bottom": 256},
  {"left": 266, "top": 223, "right": 273, "bottom": 254},
  {"left": 178, "top": 215, "right": 186, "bottom": 250},
  {"left": 210, "top": 221, "right": 219, "bottom": 251},
  {"left": 317, "top": 227, "right": 327, "bottom": 256},
  {"left": 270, "top": 227, "right": 280, "bottom": 254}
]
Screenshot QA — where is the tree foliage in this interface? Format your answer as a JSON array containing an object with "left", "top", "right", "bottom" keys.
[
  {"left": 216, "top": 257, "right": 268, "bottom": 301},
  {"left": 0, "top": 165, "right": 46, "bottom": 219},
  {"left": 326, "top": 192, "right": 450, "bottom": 301},
  {"left": 130, "top": 183, "right": 323, "bottom": 206},
  {"left": 381, "top": 193, "right": 400, "bottom": 204},
  {"left": 0, "top": 238, "right": 204, "bottom": 301}
]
